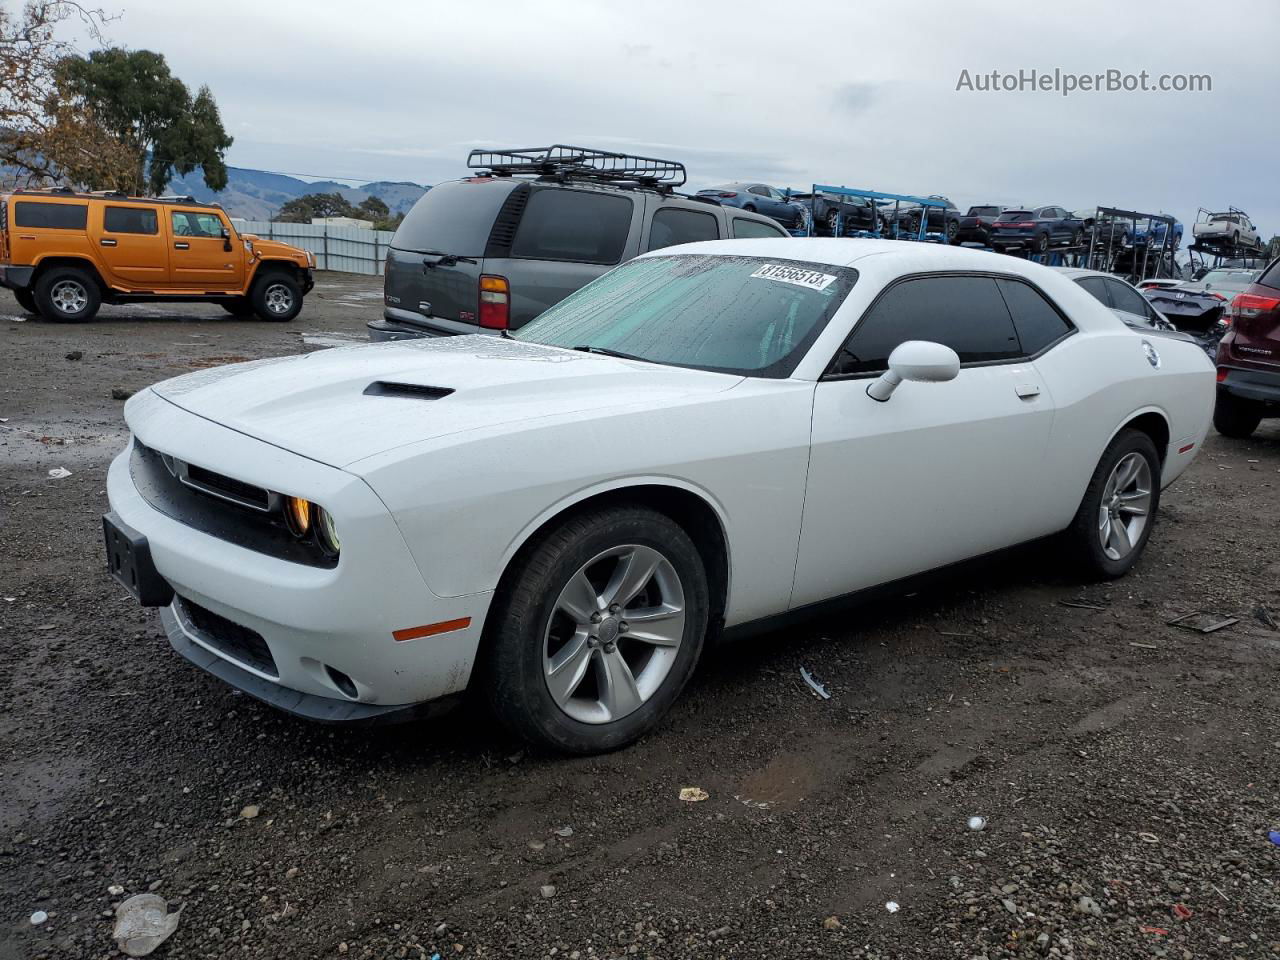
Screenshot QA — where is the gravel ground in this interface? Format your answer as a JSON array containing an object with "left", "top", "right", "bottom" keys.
[{"left": 1, "top": 274, "right": 1278, "bottom": 960}]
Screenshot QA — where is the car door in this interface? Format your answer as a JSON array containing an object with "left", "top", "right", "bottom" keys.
[
  {"left": 792, "top": 273, "right": 1058, "bottom": 608},
  {"left": 168, "top": 210, "right": 244, "bottom": 289},
  {"left": 89, "top": 203, "right": 171, "bottom": 289}
]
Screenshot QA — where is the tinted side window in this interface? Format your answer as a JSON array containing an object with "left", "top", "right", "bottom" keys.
[
  {"left": 104, "top": 206, "right": 158, "bottom": 235},
  {"left": 1257, "top": 259, "right": 1280, "bottom": 291},
  {"left": 1105, "top": 279, "right": 1149, "bottom": 316},
  {"left": 732, "top": 217, "right": 787, "bottom": 239},
  {"left": 14, "top": 202, "right": 87, "bottom": 230},
  {"left": 748, "top": 185, "right": 769, "bottom": 197},
  {"left": 647, "top": 208, "right": 719, "bottom": 251},
  {"left": 510, "top": 189, "right": 632, "bottom": 265},
  {"left": 832, "top": 275, "right": 1020, "bottom": 376},
  {"left": 1076, "top": 276, "right": 1112, "bottom": 307},
  {"left": 996, "top": 279, "right": 1072, "bottom": 354}
]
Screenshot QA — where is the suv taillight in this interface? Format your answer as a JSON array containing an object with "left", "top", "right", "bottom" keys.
[
  {"left": 478, "top": 275, "right": 510, "bottom": 330},
  {"left": 1230, "top": 292, "right": 1280, "bottom": 319}
]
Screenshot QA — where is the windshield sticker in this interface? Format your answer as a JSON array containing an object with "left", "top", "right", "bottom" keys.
[{"left": 749, "top": 263, "right": 837, "bottom": 292}]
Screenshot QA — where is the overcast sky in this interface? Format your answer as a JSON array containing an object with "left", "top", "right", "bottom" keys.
[{"left": 67, "top": 0, "right": 1280, "bottom": 238}]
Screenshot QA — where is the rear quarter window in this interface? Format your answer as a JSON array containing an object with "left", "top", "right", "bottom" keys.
[
  {"left": 14, "top": 202, "right": 88, "bottom": 230},
  {"left": 995, "top": 278, "right": 1073, "bottom": 354},
  {"left": 646, "top": 207, "right": 719, "bottom": 251},
  {"left": 1257, "top": 259, "right": 1280, "bottom": 291},
  {"left": 732, "top": 217, "right": 788, "bottom": 239},
  {"left": 510, "top": 189, "right": 632, "bottom": 265}
]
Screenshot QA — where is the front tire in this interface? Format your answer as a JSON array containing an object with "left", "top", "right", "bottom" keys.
[
  {"left": 1066, "top": 429, "right": 1161, "bottom": 579},
  {"left": 249, "top": 271, "right": 302, "bottom": 322},
  {"left": 1213, "top": 392, "right": 1263, "bottom": 438},
  {"left": 946, "top": 219, "right": 959, "bottom": 244},
  {"left": 826, "top": 209, "right": 841, "bottom": 237},
  {"left": 484, "top": 505, "right": 710, "bottom": 754},
  {"left": 34, "top": 267, "right": 100, "bottom": 322}
]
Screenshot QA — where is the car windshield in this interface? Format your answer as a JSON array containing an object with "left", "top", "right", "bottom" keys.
[
  {"left": 514, "top": 254, "right": 858, "bottom": 378},
  {"left": 969, "top": 206, "right": 1001, "bottom": 216}
]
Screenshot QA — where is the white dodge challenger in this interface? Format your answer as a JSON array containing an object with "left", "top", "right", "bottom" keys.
[{"left": 104, "top": 239, "right": 1213, "bottom": 753}]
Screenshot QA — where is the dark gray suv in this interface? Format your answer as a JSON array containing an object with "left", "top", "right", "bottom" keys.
[{"left": 368, "top": 145, "right": 791, "bottom": 341}]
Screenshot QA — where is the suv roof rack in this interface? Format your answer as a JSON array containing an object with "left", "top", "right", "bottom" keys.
[
  {"left": 7, "top": 188, "right": 220, "bottom": 209},
  {"left": 467, "top": 144, "right": 687, "bottom": 189}
]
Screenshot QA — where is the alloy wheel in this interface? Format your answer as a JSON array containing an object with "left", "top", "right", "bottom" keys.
[
  {"left": 1098, "top": 452, "right": 1152, "bottom": 561},
  {"left": 264, "top": 283, "right": 294, "bottom": 314},
  {"left": 50, "top": 280, "right": 88, "bottom": 315},
  {"left": 542, "top": 544, "right": 685, "bottom": 725}
]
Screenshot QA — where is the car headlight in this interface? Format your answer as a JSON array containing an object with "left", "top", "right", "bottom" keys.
[
  {"left": 284, "top": 496, "right": 312, "bottom": 537},
  {"left": 316, "top": 507, "right": 340, "bottom": 556}
]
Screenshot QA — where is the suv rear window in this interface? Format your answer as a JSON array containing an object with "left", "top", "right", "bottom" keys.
[
  {"left": 968, "top": 206, "right": 1001, "bottom": 217},
  {"left": 996, "top": 211, "right": 1031, "bottom": 222},
  {"left": 14, "top": 201, "right": 87, "bottom": 230},
  {"left": 392, "top": 179, "right": 517, "bottom": 256},
  {"left": 104, "top": 206, "right": 158, "bottom": 235},
  {"left": 511, "top": 189, "right": 632, "bottom": 265}
]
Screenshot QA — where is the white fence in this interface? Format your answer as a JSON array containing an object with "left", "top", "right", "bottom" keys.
[{"left": 234, "top": 220, "right": 396, "bottom": 276}]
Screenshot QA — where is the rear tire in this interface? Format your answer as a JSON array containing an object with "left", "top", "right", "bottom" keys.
[
  {"left": 483, "top": 505, "right": 710, "bottom": 754},
  {"left": 826, "top": 209, "right": 841, "bottom": 237},
  {"left": 743, "top": 203, "right": 756, "bottom": 213},
  {"left": 220, "top": 298, "right": 255, "bottom": 317},
  {"left": 1213, "top": 392, "right": 1263, "bottom": 438},
  {"left": 946, "top": 219, "right": 959, "bottom": 244},
  {"left": 1035, "top": 232, "right": 1050, "bottom": 254},
  {"left": 34, "top": 267, "right": 100, "bottom": 322},
  {"left": 249, "top": 271, "right": 302, "bottom": 322},
  {"left": 14, "top": 288, "right": 38, "bottom": 315},
  {"left": 1065, "top": 429, "right": 1161, "bottom": 579}
]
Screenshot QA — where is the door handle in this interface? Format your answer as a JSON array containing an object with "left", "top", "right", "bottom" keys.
[
  {"left": 1015, "top": 383, "right": 1041, "bottom": 399},
  {"left": 100, "top": 238, "right": 118, "bottom": 247},
  {"left": 174, "top": 242, "right": 190, "bottom": 250}
]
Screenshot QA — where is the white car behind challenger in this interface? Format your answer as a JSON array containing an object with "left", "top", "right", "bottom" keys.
[{"left": 103, "top": 239, "right": 1213, "bottom": 753}]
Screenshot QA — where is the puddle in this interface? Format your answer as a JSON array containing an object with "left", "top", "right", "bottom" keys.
[{"left": 301, "top": 331, "right": 366, "bottom": 350}]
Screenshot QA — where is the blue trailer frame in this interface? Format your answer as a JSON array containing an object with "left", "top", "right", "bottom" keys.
[{"left": 787, "top": 185, "right": 953, "bottom": 241}]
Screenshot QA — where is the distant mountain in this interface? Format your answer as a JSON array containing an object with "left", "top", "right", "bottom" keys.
[{"left": 167, "top": 166, "right": 429, "bottom": 220}]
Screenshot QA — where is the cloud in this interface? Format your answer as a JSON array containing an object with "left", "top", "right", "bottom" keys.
[{"left": 832, "top": 82, "right": 878, "bottom": 114}]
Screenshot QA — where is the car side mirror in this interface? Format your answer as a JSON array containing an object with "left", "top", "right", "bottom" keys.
[{"left": 866, "top": 340, "right": 961, "bottom": 402}]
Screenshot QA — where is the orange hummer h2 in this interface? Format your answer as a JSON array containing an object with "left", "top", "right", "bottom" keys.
[{"left": 0, "top": 189, "right": 314, "bottom": 322}]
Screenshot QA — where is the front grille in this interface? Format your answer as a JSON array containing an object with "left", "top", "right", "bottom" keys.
[
  {"left": 178, "top": 597, "right": 278, "bottom": 677},
  {"left": 184, "top": 462, "right": 270, "bottom": 510}
]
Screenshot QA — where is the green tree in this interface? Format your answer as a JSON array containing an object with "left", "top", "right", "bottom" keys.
[
  {"left": 56, "top": 47, "right": 232, "bottom": 194},
  {"left": 0, "top": 1, "right": 137, "bottom": 190},
  {"left": 356, "top": 195, "right": 389, "bottom": 221},
  {"left": 275, "top": 192, "right": 362, "bottom": 222}
]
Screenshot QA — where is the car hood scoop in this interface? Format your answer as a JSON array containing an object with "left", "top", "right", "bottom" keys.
[{"left": 151, "top": 335, "right": 739, "bottom": 468}]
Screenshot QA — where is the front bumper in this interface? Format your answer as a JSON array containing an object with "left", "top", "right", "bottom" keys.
[
  {"left": 1218, "top": 367, "right": 1280, "bottom": 406},
  {"left": 0, "top": 264, "right": 34, "bottom": 291},
  {"left": 302, "top": 268, "right": 315, "bottom": 294},
  {"left": 106, "top": 390, "right": 493, "bottom": 719}
]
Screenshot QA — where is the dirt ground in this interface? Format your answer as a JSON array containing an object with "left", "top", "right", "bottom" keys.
[{"left": 1, "top": 273, "right": 1278, "bottom": 960}]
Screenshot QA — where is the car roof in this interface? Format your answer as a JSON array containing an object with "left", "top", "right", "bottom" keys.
[
  {"left": 641, "top": 238, "right": 1094, "bottom": 282},
  {"left": 1054, "top": 267, "right": 1121, "bottom": 281}
]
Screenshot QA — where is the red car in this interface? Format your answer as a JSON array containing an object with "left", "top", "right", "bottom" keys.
[{"left": 1214, "top": 258, "right": 1280, "bottom": 437}]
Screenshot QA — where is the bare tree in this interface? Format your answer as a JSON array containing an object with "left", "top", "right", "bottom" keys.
[{"left": 0, "top": 1, "right": 134, "bottom": 189}]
